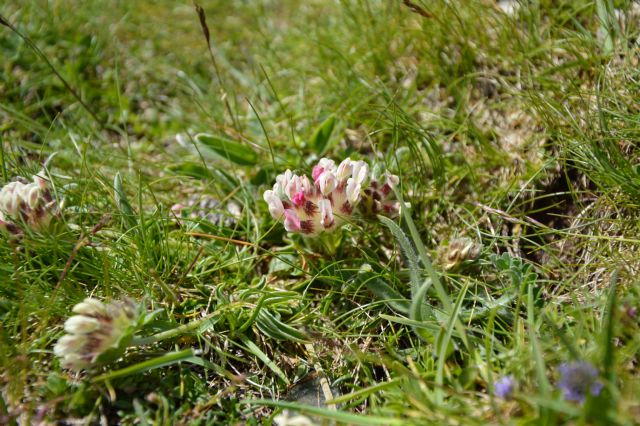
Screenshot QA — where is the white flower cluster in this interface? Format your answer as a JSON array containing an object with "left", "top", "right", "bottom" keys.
[
  {"left": 273, "top": 410, "right": 316, "bottom": 426},
  {"left": 0, "top": 173, "right": 55, "bottom": 234},
  {"left": 54, "top": 298, "right": 139, "bottom": 371},
  {"left": 263, "top": 157, "right": 399, "bottom": 236}
]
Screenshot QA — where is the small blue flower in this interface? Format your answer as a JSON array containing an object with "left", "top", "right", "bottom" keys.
[
  {"left": 558, "top": 361, "right": 603, "bottom": 402},
  {"left": 494, "top": 375, "right": 516, "bottom": 399}
]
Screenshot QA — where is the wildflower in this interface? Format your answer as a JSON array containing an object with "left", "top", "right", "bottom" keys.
[
  {"left": 273, "top": 410, "right": 316, "bottom": 426},
  {"left": 438, "top": 237, "right": 482, "bottom": 270},
  {"left": 264, "top": 157, "right": 399, "bottom": 236},
  {"left": 557, "top": 361, "right": 603, "bottom": 403},
  {"left": 360, "top": 171, "right": 401, "bottom": 217},
  {"left": 494, "top": 375, "right": 516, "bottom": 399},
  {"left": 0, "top": 173, "right": 57, "bottom": 234},
  {"left": 54, "top": 298, "right": 140, "bottom": 371}
]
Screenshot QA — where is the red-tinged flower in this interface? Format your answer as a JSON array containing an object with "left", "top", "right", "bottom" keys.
[{"left": 0, "top": 173, "right": 57, "bottom": 234}]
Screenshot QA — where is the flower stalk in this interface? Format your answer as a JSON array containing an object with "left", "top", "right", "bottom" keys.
[{"left": 130, "top": 312, "right": 217, "bottom": 346}]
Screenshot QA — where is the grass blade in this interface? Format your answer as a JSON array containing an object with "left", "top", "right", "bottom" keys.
[
  {"left": 242, "top": 399, "right": 406, "bottom": 425},
  {"left": 92, "top": 349, "right": 195, "bottom": 382},
  {"left": 435, "top": 281, "right": 469, "bottom": 404},
  {"left": 240, "top": 335, "right": 290, "bottom": 385}
]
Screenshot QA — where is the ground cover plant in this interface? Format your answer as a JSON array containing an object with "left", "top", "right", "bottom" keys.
[{"left": 1, "top": 0, "right": 640, "bottom": 424}]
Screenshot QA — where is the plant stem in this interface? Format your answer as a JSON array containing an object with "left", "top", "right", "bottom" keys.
[{"left": 131, "top": 312, "right": 217, "bottom": 346}]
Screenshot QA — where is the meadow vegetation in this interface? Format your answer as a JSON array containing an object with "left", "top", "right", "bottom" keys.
[{"left": 1, "top": 0, "right": 640, "bottom": 424}]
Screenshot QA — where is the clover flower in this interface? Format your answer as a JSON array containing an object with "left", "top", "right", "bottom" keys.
[
  {"left": 361, "top": 172, "right": 401, "bottom": 217},
  {"left": 494, "top": 375, "right": 516, "bottom": 399},
  {"left": 0, "top": 173, "right": 57, "bottom": 234},
  {"left": 273, "top": 410, "right": 316, "bottom": 426},
  {"left": 438, "top": 237, "right": 482, "bottom": 270},
  {"left": 54, "top": 298, "right": 140, "bottom": 371},
  {"left": 557, "top": 361, "right": 603, "bottom": 403},
  {"left": 264, "top": 158, "right": 399, "bottom": 236}
]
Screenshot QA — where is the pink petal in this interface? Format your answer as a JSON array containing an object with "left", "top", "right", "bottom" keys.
[
  {"left": 312, "top": 166, "right": 325, "bottom": 183},
  {"left": 292, "top": 190, "right": 306, "bottom": 207},
  {"left": 283, "top": 209, "right": 301, "bottom": 232}
]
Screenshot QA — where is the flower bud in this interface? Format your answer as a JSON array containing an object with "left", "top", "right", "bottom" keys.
[{"left": 439, "top": 237, "right": 482, "bottom": 270}]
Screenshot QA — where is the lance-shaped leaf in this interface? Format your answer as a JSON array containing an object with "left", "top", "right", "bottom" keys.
[{"left": 196, "top": 133, "right": 258, "bottom": 166}]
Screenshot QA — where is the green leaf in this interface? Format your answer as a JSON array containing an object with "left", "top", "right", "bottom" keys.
[
  {"left": 325, "top": 378, "right": 400, "bottom": 405},
  {"left": 166, "top": 162, "right": 212, "bottom": 179},
  {"left": 409, "top": 278, "right": 432, "bottom": 323},
  {"left": 211, "top": 167, "right": 240, "bottom": 191},
  {"left": 380, "top": 314, "right": 443, "bottom": 336},
  {"left": 596, "top": 0, "right": 617, "bottom": 55},
  {"left": 240, "top": 335, "right": 290, "bottom": 384},
  {"left": 113, "top": 172, "right": 136, "bottom": 228},
  {"left": 435, "top": 281, "right": 469, "bottom": 404},
  {"left": 92, "top": 349, "right": 196, "bottom": 382},
  {"left": 409, "top": 278, "right": 435, "bottom": 342},
  {"left": 255, "top": 310, "right": 308, "bottom": 343},
  {"left": 527, "top": 284, "right": 551, "bottom": 401},
  {"left": 196, "top": 133, "right": 258, "bottom": 166},
  {"left": 46, "top": 372, "right": 67, "bottom": 396},
  {"left": 377, "top": 215, "right": 422, "bottom": 298},
  {"left": 310, "top": 116, "right": 336, "bottom": 154},
  {"left": 601, "top": 270, "right": 618, "bottom": 384},
  {"left": 364, "top": 277, "right": 410, "bottom": 314}
]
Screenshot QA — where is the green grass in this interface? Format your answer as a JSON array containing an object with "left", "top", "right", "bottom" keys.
[{"left": 2, "top": 0, "right": 640, "bottom": 424}]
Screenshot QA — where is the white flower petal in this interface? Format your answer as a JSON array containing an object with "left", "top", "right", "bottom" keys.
[
  {"left": 345, "top": 179, "right": 362, "bottom": 205},
  {"left": 72, "top": 298, "right": 107, "bottom": 316},
  {"left": 54, "top": 335, "right": 86, "bottom": 356},
  {"left": 25, "top": 186, "right": 41, "bottom": 209},
  {"left": 276, "top": 170, "right": 293, "bottom": 194},
  {"left": 285, "top": 175, "right": 302, "bottom": 200},
  {"left": 33, "top": 174, "right": 48, "bottom": 190},
  {"left": 351, "top": 161, "right": 369, "bottom": 185},
  {"left": 318, "top": 172, "right": 337, "bottom": 195},
  {"left": 336, "top": 158, "right": 353, "bottom": 181},
  {"left": 318, "top": 199, "right": 334, "bottom": 228},
  {"left": 317, "top": 158, "right": 336, "bottom": 171},
  {"left": 61, "top": 353, "right": 89, "bottom": 370},
  {"left": 385, "top": 172, "right": 400, "bottom": 188},
  {"left": 64, "top": 315, "right": 101, "bottom": 334},
  {"left": 263, "top": 190, "right": 285, "bottom": 219}
]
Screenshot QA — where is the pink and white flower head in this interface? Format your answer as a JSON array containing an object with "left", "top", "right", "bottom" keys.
[
  {"left": 54, "top": 298, "right": 140, "bottom": 371},
  {"left": 0, "top": 173, "right": 57, "bottom": 235},
  {"left": 264, "top": 157, "right": 399, "bottom": 236}
]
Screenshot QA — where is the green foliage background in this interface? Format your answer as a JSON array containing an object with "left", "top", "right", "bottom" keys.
[{"left": 1, "top": 0, "right": 640, "bottom": 424}]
